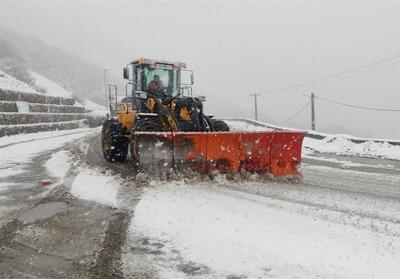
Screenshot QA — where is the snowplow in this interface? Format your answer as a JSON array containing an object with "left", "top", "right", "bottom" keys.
[{"left": 101, "top": 58, "right": 304, "bottom": 177}]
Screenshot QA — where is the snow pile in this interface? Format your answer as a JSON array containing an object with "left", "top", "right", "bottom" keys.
[
  {"left": 30, "top": 71, "right": 71, "bottom": 97},
  {"left": 0, "top": 70, "right": 37, "bottom": 93},
  {"left": 70, "top": 168, "right": 119, "bottom": 207},
  {"left": 304, "top": 135, "right": 400, "bottom": 160},
  {"left": 129, "top": 183, "right": 400, "bottom": 278},
  {"left": 45, "top": 150, "right": 71, "bottom": 179}
]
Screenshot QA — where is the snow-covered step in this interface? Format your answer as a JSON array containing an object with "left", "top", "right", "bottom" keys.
[
  {"left": 0, "top": 112, "right": 86, "bottom": 125},
  {"left": 0, "top": 89, "right": 75, "bottom": 105},
  {"left": 0, "top": 120, "right": 87, "bottom": 137},
  {"left": 29, "top": 103, "right": 85, "bottom": 114},
  {"left": 0, "top": 101, "right": 85, "bottom": 114}
]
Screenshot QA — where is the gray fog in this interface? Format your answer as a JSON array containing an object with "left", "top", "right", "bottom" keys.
[{"left": 1, "top": 0, "right": 400, "bottom": 139}]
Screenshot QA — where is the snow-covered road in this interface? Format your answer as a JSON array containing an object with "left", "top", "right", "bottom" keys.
[
  {"left": 121, "top": 120, "right": 400, "bottom": 278},
  {"left": 1, "top": 120, "right": 400, "bottom": 278},
  {"left": 126, "top": 181, "right": 400, "bottom": 278},
  {"left": 0, "top": 128, "right": 98, "bottom": 226}
]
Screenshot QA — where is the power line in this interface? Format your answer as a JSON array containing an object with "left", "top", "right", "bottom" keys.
[
  {"left": 263, "top": 53, "right": 400, "bottom": 94},
  {"left": 314, "top": 94, "right": 400, "bottom": 112},
  {"left": 276, "top": 101, "right": 311, "bottom": 124}
]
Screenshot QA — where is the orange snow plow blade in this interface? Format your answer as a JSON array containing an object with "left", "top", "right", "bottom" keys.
[{"left": 133, "top": 131, "right": 304, "bottom": 176}]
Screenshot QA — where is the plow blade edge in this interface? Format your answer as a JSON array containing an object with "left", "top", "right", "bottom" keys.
[{"left": 133, "top": 131, "right": 304, "bottom": 176}]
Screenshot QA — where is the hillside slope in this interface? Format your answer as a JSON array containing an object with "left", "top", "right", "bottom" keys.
[{"left": 0, "top": 28, "right": 104, "bottom": 104}]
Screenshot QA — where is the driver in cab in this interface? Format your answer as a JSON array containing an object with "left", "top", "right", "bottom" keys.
[{"left": 148, "top": 75, "right": 165, "bottom": 95}]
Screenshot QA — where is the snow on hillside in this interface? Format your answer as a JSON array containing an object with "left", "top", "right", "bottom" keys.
[
  {"left": 227, "top": 119, "right": 400, "bottom": 161},
  {"left": 0, "top": 70, "right": 38, "bottom": 93},
  {"left": 31, "top": 71, "right": 106, "bottom": 112},
  {"left": 30, "top": 71, "right": 71, "bottom": 97}
]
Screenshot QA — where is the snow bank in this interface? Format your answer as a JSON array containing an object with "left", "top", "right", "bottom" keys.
[
  {"left": 0, "top": 70, "right": 37, "bottom": 93},
  {"left": 129, "top": 183, "right": 400, "bottom": 278},
  {"left": 44, "top": 150, "right": 71, "bottom": 179},
  {"left": 30, "top": 71, "right": 71, "bottom": 97},
  {"left": 70, "top": 168, "right": 119, "bottom": 208},
  {"left": 304, "top": 135, "right": 400, "bottom": 160}
]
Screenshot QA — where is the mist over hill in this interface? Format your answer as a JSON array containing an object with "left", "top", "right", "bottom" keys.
[{"left": 0, "top": 28, "right": 104, "bottom": 104}]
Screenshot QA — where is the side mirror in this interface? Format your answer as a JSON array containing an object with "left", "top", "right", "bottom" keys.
[
  {"left": 123, "top": 66, "right": 129, "bottom": 80},
  {"left": 180, "top": 70, "right": 194, "bottom": 86}
]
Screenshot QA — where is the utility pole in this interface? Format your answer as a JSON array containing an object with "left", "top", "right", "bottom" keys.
[
  {"left": 250, "top": 93, "right": 261, "bottom": 120},
  {"left": 103, "top": 69, "right": 113, "bottom": 110},
  {"left": 311, "top": 92, "right": 316, "bottom": 131}
]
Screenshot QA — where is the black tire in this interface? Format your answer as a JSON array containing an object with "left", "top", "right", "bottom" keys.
[
  {"left": 211, "top": 119, "right": 230, "bottom": 131},
  {"left": 134, "top": 117, "right": 162, "bottom": 131},
  {"left": 101, "top": 119, "right": 129, "bottom": 162}
]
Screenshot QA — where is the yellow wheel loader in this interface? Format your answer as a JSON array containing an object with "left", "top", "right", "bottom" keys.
[{"left": 101, "top": 58, "right": 304, "bottom": 176}]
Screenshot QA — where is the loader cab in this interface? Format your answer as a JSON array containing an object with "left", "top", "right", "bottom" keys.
[{"left": 123, "top": 58, "right": 193, "bottom": 98}]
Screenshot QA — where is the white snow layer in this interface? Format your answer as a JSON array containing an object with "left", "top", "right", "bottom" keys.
[
  {"left": 0, "top": 70, "right": 38, "bottom": 93},
  {"left": 224, "top": 120, "right": 273, "bottom": 131},
  {"left": 45, "top": 150, "right": 71, "bottom": 179},
  {"left": 0, "top": 128, "right": 97, "bottom": 168},
  {"left": 30, "top": 71, "right": 72, "bottom": 97},
  {"left": 304, "top": 135, "right": 400, "bottom": 160},
  {"left": 70, "top": 168, "right": 119, "bottom": 208},
  {"left": 129, "top": 183, "right": 400, "bottom": 278}
]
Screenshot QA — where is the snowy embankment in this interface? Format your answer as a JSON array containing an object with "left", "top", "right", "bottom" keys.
[
  {"left": 225, "top": 119, "right": 400, "bottom": 160},
  {"left": 0, "top": 70, "right": 38, "bottom": 93},
  {"left": 30, "top": 71, "right": 71, "bottom": 97},
  {"left": 31, "top": 70, "right": 105, "bottom": 112}
]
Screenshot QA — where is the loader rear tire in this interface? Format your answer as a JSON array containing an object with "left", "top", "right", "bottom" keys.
[
  {"left": 211, "top": 119, "right": 230, "bottom": 131},
  {"left": 101, "top": 119, "right": 129, "bottom": 162}
]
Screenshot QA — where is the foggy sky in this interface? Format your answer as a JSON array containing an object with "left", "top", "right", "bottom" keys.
[{"left": 1, "top": 0, "right": 400, "bottom": 139}]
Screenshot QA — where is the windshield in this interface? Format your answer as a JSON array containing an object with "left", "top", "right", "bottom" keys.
[{"left": 142, "top": 65, "right": 178, "bottom": 96}]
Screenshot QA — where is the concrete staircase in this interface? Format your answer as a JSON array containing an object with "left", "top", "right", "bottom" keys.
[{"left": 0, "top": 89, "right": 87, "bottom": 137}]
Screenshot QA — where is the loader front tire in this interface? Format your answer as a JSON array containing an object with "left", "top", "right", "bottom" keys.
[
  {"left": 134, "top": 117, "right": 162, "bottom": 132},
  {"left": 211, "top": 119, "right": 230, "bottom": 131},
  {"left": 101, "top": 119, "right": 129, "bottom": 162}
]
